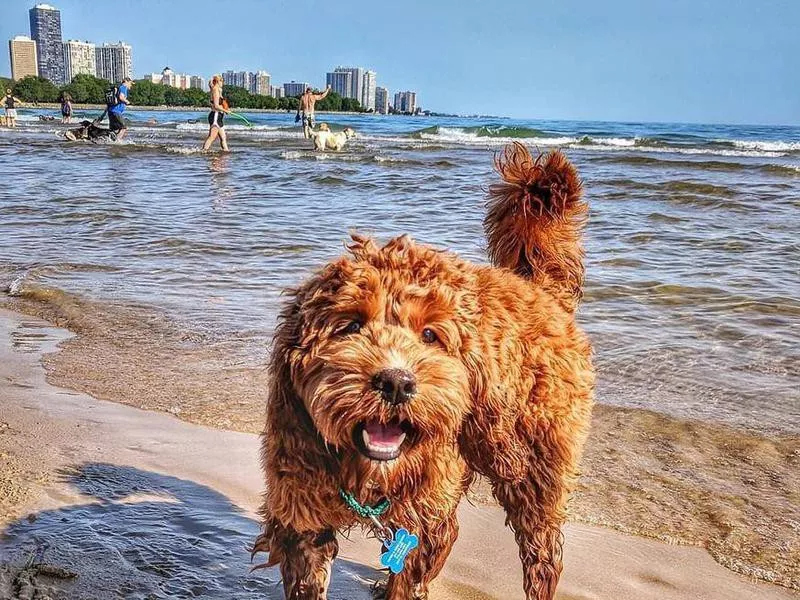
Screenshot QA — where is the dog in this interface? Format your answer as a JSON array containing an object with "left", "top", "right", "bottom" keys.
[
  {"left": 253, "top": 142, "right": 595, "bottom": 600},
  {"left": 308, "top": 123, "right": 356, "bottom": 151},
  {"left": 64, "top": 120, "right": 117, "bottom": 142}
]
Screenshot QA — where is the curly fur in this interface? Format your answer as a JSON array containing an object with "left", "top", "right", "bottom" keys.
[{"left": 254, "top": 143, "right": 594, "bottom": 600}]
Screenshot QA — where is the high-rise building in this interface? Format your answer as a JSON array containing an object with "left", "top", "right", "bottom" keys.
[
  {"left": 223, "top": 70, "right": 252, "bottom": 89},
  {"left": 150, "top": 68, "right": 203, "bottom": 90},
  {"left": 63, "top": 40, "right": 95, "bottom": 82},
  {"left": 271, "top": 85, "right": 284, "bottom": 99},
  {"left": 393, "top": 91, "right": 418, "bottom": 114},
  {"left": 283, "top": 81, "right": 309, "bottom": 97},
  {"left": 326, "top": 70, "right": 351, "bottom": 98},
  {"left": 375, "top": 87, "right": 389, "bottom": 115},
  {"left": 158, "top": 66, "right": 176, "bottom": 86},
  {"left": 9, "top": 36, "right": 38, "bottom": 81},
  {"left": 251, "top": 71, "right": 271, "bottom": 96},
  {"left": 332, "top": 66, "right": 364, "bottom": 102},
  {"left": 165, "top": 67, "right": 176, "bottom": 86},
  {"left": 29, "top": 4, "right": 64, "bottom": 84},
  {"left": 361, "top": 70, "right": 376, "bottom": 112},
  {"left": 95, "top": 42, "right": 132, "bottom": 82}
]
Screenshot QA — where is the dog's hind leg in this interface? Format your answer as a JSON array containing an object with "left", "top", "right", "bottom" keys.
[
  {"left": 254, "top": 518, "right": 338, "bottom": 600},
  {"left": 492, "top": 475, "right": 566, "bottom": 600}
]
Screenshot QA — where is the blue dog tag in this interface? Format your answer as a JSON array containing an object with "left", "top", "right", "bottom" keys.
[{"left": 379, "top": 528, "right": 418, "bottom": 574}]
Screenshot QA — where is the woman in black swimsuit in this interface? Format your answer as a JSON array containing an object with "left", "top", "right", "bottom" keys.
[{"left": 202, "top": 75, "right": 229, "bottom": 151}]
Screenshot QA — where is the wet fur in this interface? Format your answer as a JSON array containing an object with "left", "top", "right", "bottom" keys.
[
  {"left": 309, "top": 125, "right": 356, "bottom": 152},
  {"left": 64, "top": 120, "right": 116, "bottom": 142},
  {"left": 254, "top": 142, "right": 594, "bottom": 599}
]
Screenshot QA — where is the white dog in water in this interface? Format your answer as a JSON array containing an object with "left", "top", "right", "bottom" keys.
[{"left": 308, "top": 123, "right": 356, "bottom": 152}]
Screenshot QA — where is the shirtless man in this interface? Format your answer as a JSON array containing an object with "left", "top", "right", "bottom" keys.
[{"left": 297, "top": 85, "right": 331, "bottom": 138}]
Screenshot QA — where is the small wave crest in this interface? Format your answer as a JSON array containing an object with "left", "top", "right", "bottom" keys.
[{"left": 717, "top": 139, "right": 800, "bottom": 153}]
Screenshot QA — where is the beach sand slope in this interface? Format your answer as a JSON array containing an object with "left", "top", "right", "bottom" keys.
[{"left": 0, "top": 309, "right": 796, "bottom": 600}]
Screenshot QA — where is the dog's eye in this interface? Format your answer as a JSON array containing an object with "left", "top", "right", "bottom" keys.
[
  {"left": 421, "top": 328, "right": 438, "bottom": 344},
  {"left": 339, "top": 320, "right": 362, "bottom": 336}
]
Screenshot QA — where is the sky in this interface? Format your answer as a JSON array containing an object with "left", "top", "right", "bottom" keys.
[{"left": 2, "top": 0, "right": 798, "bottom": 125}]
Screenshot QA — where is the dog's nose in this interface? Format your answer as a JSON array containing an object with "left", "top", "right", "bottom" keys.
[{"left": 372, "top": 369, "right": 417, "bottom": 405}]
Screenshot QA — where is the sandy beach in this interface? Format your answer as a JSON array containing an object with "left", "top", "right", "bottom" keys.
[{"left": 1, "top": 308, "right": 797, "bottom": 600}]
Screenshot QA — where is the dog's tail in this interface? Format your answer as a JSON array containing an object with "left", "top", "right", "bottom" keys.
[{"left": 484, "top": 143, "right": 587, "bottom": 312}]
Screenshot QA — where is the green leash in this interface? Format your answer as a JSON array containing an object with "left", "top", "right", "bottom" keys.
[
  {"left": 228, "top": 112, "right": 254, "bottom": 128},
  {"left": 339, "top": 489, "right": 390, "bottom": 518}
]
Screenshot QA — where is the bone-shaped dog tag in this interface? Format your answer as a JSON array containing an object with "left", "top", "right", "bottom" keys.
[{"left": 379, "top": 528, "right": 418, "bottom": 574}]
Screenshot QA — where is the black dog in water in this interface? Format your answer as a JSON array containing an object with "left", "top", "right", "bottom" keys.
[{"left": 64, "top": 120, "right": 117, "bottom": 142}]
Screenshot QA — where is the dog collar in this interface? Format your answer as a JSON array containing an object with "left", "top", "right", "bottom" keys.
[
  {"left": 338, "top": 489, "right": 419, "bottom": 574},
  {"left": 339, "top": 488, "right": 389, "bottom": 518}
]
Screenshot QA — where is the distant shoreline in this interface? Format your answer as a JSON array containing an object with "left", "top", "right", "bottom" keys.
[{"left": 30, "top": 103, "right": 397, "bottom": 117}]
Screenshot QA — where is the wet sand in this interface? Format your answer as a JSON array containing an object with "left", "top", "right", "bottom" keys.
[
  {"left": 3, "top": 291, "right": 799, "bottom": 591},
  {"left": 1, "top": 308, "right": 797, "bottom": 599}
]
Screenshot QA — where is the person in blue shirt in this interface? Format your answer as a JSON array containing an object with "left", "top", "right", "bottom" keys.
[{"left": 108, "top": 77, "right": 134, "bottom": 140}]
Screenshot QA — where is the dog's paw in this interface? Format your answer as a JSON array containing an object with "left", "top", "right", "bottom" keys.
[{"left": 370, "top": 579, "right": 388, "bottom": 599}]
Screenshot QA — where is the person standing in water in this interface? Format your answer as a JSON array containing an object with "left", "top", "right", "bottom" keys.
[
  {"left": 203, "top": 75, "right": 230, "bottom": 152},
  {"left": 4, "top": 89, "right": 25, "bottom": 128},
  {"left": 60, "top": 93, "right": 73, "bottom": 124},
  {"left": 297, "top": 85, "right": 331, "bottom": 138},
  {"left": 107, "top": 77, "right": 133, "bottom": 140}
]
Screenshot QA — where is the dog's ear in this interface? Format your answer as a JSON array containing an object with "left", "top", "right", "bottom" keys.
[{"left": 262, "top": 285, "right": 341, "bottom": 530}]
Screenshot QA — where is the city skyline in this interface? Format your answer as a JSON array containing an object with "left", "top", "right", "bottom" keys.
[
  {"left": 2, "top": 0, "right": 797, "bottom": 123},
  {"left": 4, "top": 3, "right": 419, "bottom": 113}
]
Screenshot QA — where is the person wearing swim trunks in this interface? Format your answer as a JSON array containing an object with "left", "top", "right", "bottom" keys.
[
  {"left": 297, "top": 85, "right": 331, "bottom": 139},
  {"left": 107, "top": 77, "right": 133, "bottom": 140},
  {"left": 203, "top": 75, "right": 230, "bottom": 152},
  {"left": 4, "top": 89, "right": 24, "bottom": 128}
]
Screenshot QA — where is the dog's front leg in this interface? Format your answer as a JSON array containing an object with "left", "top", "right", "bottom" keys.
[
  {"left": 376, "top": 511, "right": 459, "bottom": 600},
  {"left": 260, "top": 519, "right": 338, "bottom": 600}
]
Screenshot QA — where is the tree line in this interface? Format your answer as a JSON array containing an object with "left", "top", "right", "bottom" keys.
[{"left": 0, "top": 74, "right": 365, "bottom": 112}]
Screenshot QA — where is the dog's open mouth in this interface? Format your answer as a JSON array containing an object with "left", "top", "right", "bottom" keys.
[{"left": 354, "top": 419, "right": 413, "bottom": 461}]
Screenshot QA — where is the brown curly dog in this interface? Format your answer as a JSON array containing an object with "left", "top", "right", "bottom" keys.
[{"left": 253, "top": 142, "right": 594, "bottom": 600}]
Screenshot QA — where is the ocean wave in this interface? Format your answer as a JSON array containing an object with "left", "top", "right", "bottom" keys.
[
  {"left": 571, "top": 143, "right": 787, "bottom": 158},
  {"left": 414, "top": 127, "right": 577, "bottom": 146},
  {"left": 763, "top": 163, "right": 800, "bottom": 175},
  {"left": 164, "top": 146, "right": 206, "bottom": 155},
  {"left": 399, "top": 125, "right": 800, "bottom": 159},
  {"left": 278, "top": 149, "right": 365, "bottom": 162},
  {"left": 589, "top": 155, "right": 800, "bottom": 176},
  {"left": 718, "top": 139, "right": 800, "bottom": 153},
  {"left": 175, "top": 121, "right": 283, "bottom": 133},
  {"left": 576, "top": 136, "right": 638, "bottom": 147},
  {"left": 410, "top": 125, "right": 548, "bottom": 139}
]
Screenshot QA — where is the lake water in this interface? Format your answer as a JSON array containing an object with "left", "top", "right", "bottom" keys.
[{"left": 1, "top": 109, "right": 798, "bottom": 434}]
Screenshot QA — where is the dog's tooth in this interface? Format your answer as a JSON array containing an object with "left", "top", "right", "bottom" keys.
[{"left": 362, "top": 429, "right": 371, "bottom": 447}]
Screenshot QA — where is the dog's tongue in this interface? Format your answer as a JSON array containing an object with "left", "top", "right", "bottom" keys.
[{"left": 364, "top": 421, "right": 405, "bottom": 446}]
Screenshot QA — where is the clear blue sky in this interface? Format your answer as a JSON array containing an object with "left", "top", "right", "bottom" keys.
[{"left": 3, "top": 0, "right": 798, "bottom": 125}]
